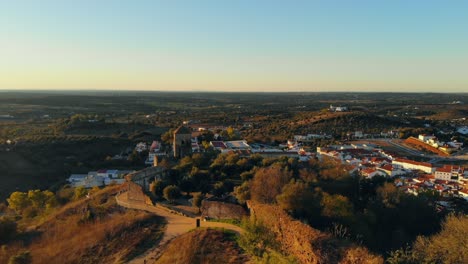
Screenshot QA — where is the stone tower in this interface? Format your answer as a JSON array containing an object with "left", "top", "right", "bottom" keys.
[{"left": 173, "top": 125, "right": 192, "bottom": 158}]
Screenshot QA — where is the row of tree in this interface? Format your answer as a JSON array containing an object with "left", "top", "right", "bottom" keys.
[{"left": 233, "top": 157, "right": 446, "bottom": 255}]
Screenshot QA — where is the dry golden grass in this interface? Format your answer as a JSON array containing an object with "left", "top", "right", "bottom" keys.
[
  {"left": 0, "top": 185, "right": 165, "bottom": 264},
  {"left": 155, "top": 229, "right": 250, "bottom": 264}
]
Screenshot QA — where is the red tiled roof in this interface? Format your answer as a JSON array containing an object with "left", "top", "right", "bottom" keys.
[
  {"left": 362, "top": 168, "right": 376, "bottom": 175},
  {"left": 339, "top": 149, "right": 373, "bottom": 155},
  {"left": 210, "top": 141, "right": 227, "bottom": 148},
  {"left": 435, "top": 180, "right": 449, "bottom": 185},
  {"left": 436, "top": 165, "right": 464, "bottom": 173},
  {"left": 418, "top": 174, "right": 435, "bottom": 179},
  {"left": 394, "top": 158, "right": 433, "bottom": 168},
  {"left": 380, "top": 164, "right": 393, "bottom": 171},
  {"left": 370, "top": 157, "right": 390, "bottom": 163}
]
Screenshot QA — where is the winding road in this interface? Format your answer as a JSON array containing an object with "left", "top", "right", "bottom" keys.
[{"left": 115, "top": 192, "right": 243, "bottom": 264}]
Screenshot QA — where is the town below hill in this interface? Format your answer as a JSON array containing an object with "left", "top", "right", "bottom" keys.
[{"left": 1, "top": 92, "right": 467, "bottom": 263}]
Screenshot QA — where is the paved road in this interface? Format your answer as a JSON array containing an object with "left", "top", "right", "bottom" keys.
[
  {"left": 354, "top": 139, "right": 468, "bottom": 164},
  {"left": 115, "top": 192, "right": 243, "bottom": 264}
]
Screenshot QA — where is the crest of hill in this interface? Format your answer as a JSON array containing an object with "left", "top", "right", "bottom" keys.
[
  {"left": 427, "top": 108, "right": 468, "bottom": 120},
  {"left": 293, "top": 112, "right": 409, "bottom": 133},
  {"left": 155, "top": 229, "right": 250, "bottom": 264}
]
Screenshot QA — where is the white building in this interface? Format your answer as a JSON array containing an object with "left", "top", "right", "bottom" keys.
[
  {"left": 434, "top": 165, "right": 466, "bottom": 182},
  {"left": 330, "top": 105, "right": 348, "bottom": 112},
  {"left": 135, "top": 142, "right": 147, "bottom": 153},
  {"left": 378, "top": 164, "right": 405, "bottom": 177},
  {"left": 457, "top": 126, "right": 468, "bottom": 135},
  {"left": 67, "top": 174, "right": 87, "bottom": 183},
  {"left": 354, "top": 131, "right": 364, "bottom": 138},
  {"left": 418, "top": 134, "right": 437, "bottom": 142},
  {"left": 361, "top": 168, "right": 386, "bottom": 178},
  {"left": 393, "top": 158, "right": 435, "bottom": 174}
]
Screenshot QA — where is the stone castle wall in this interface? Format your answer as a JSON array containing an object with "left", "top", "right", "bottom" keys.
[
  {"left": 201, "top": 200, "right": 248, "bottom": 220},
  {"left": 247, "top": 201, "right": 383, "bottom": 264},
  {"left": 127, "top": 181, "right": 153, "bottom": 205}
]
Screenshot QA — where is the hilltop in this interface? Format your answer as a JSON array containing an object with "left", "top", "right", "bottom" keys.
[{"left": 0, "top": 185, "right": 166, "bottom": 264}]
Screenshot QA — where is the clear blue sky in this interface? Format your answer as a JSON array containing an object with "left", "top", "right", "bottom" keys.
[{"left": 0, "top": 0, "right": 467, "bottom": 92}]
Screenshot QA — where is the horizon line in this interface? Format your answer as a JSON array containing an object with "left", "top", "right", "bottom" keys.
[{"left": 0, "top": 89, "right": 467, "bottom": 95}]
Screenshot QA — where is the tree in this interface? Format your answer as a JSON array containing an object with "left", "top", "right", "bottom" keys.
[
  {"left": 27, "top": 190, "right": 47, "bottom": 209},
  {"left": 7, "top": 192, "right": 30, "bottom": 214},
  {"left": 163, "top": 185, "right": 180, "bottom": 204},
  {"left": 177, "top": 156, "right": 193, "bottom": 172},
  {"left": 191, "top": 153, "right": 207, "bottom": 167},
  {"left": 250, "top": 167, "right": 291, "bottom": 204},
  {"left": 299, "top": 169, "right": 318, "bottom": 183},
  {"left": 192, "top": 193, "right": 204, "bottom": 213},
  {"left": 412, "top": 214, "right": 468, "bottom": 264},
  {"left": 233, "top": 181, "right": 251, "bottom": 205},
  {"left": 0, "top": 217, "right": 17, "bottom": 244},
  {"left": 161, "top": 129, "right": 174, "bottom": 144},
  {"left": 226, "top": 126, "right": 235, "bottom": 139},
  {"left": 158, "top": 158, "right": 171, "bottom": 170},
  {"left": 150, "top": 180, "right": 165, "bottom": 197},
  {"left": 276, "top": 180, "right": 319, "bottom": 217},
  {"left": 376, "top": 182, "right": 400, "bottom": 208},
  {"left": 320, "top": 192, "right": 353, "bottom": 219},
  {"left": 240, "top": 170, "right": 254, "bottom": 181},
  {"left": 27, "top": 190, "right": 56, "bottom": 211},
  {"left": 201, "top": 140, "right": 211, "bottom": 150},
  {"left": 179, "top": 179, "right": 194, "bottom": 196},
  {"left": 73, "top": 186, "right": 87, "bottom": 200},
  {"left": 8, "top": 251, "right": 32, "bottom": 264},
  {"left": 212, "top": 182, "right": 226, "bottom": 197}
]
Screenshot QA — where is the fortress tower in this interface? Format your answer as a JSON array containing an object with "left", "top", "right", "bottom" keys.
[{"left": 173, "top": 125, "right": 192, "bottom": 158}]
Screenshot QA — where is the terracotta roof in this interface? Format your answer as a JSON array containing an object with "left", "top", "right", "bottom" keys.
[
  {"left": 419, "top": 174, "right": 435, "bottom": 179},
  {"left": 339, "top": 149, "right": 373, "bottom": 155},
  {"left": 394, "top": 158, "right": 433, "bottom": 168},
  {"left": 435, "top": 180, "right": 448, "bottom": 184},
  {"left": 436, "top": 165, "right": 464, "bottom": 173},
  {"left": 210, "top": 141, "right": 227, "bottom": 148},
  {"left": 362, "top": 168, "right": 377, "bottom": 175},
  {"left": 174, "top": 125, "right": 191, "bottom": 135},
  {"left": 370, "top": 157, "right": 391, "bottom": 163}
]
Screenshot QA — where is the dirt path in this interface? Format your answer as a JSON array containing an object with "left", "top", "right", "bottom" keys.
[{"left": 115, "top": 192, "right": 243, "bottom": 264}]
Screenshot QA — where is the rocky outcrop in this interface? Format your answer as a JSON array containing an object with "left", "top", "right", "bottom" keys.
[
  {"left": 201, "top": 200, "right": 248, "bottom": 220},
  {"left": 247, "top": 201, "right": 383, "bottom": 264}
]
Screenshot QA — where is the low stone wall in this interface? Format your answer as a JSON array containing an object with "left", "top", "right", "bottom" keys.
[
  {"left": 201, "top": 200, "right": 248, "bottom": 220},
  {"left": 247, "top": 201, "right": 383, "bottom": 264},
  {"left": 126, "top": 182, "right": 153, "bottom": 206}
]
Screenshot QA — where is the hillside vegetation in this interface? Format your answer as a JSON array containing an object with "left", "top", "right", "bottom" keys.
[
  {"left": 155, "top": 229, "right": 250, "bottom": 264},
  {"left": 0, "top": 185, "right": 165, "bottom": 264}
]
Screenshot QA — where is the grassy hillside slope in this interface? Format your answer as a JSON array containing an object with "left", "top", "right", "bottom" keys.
[
  {"left": 155, "top": 229, "right": 250, "bottom": 264},
  {"left": 0, "top": 185, "right": 166, "bottom": 264}
]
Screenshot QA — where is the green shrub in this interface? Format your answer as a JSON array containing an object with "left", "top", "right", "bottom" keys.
[{"left": 8, "top": 251, "right": 31, "bottom": 264}]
